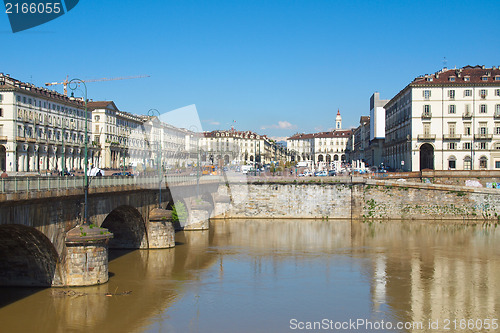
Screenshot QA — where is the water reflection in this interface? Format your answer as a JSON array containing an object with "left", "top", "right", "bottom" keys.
[{"left": 0, "top": 220, "right": 498, "bottom": 333}]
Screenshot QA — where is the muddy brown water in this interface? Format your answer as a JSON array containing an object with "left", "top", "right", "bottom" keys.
[{"left": 0, "top": 219, "right": 498, "bottom": 333}]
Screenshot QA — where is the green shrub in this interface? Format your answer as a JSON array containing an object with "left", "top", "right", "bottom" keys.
[{"left": 172, "top": 202, "right": 187, "bottom": 223}]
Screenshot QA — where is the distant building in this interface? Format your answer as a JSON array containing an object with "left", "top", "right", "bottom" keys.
[
  {"left": 287, "top": 110, "right": 352, "bottom": 166},
  {"left": 347, "top": 93, "right": 388, "bottom": 167},
  {"left": 200, "top": 129, "right": 286, "bottom": 166},
  {"left": 368, "top": 92, "right": 388, "bottom": 167}
]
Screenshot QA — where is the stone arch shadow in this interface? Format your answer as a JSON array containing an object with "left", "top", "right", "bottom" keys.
[
  {"left": 201, "top": 192, "right": 215, "bottom": 218},
  {"left": 0, "top": 225, "right": 60, "bottom": 287},
  {"left": 101, "top": 205, "right": 148, "bottom": 249}
]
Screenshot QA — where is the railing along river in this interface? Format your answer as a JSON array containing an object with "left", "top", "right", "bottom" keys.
[{"left": 0, "top": 175, "right": 221, "bottom": 194}]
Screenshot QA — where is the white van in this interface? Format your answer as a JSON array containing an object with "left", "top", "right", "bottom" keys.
[{"left": 241, "top": 165, "right": 252, "bottom": 174}]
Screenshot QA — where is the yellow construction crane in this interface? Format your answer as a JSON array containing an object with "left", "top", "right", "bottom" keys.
[{"left": 45, "top": 74, "right": 150, "bottom": 96}]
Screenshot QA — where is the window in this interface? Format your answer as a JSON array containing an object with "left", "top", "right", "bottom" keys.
[
  {"left": 449, "top": 77, "right": 456, "bottom": 82},
  {"left": 464, "top": 142, "right": 471, "bottom": 150},
  {"left": 0, "top": 94, "right": 2, "bottom": 102},
  {"left": 464, "top": 157, "right": 472, "bottom": 170},
  {"left": 482, "top": 76, "right": 488, "bottom": 81},
  {"left": 480, "top": 156, "right": 488, "bottom": 169},
  {"left": 448, "top": 123, "right": 456, "bottom": 135},
  {"left": 495, "top": 142, "right": 500, "bottom": 150},
  {"left": 0, "top": 108, "right": 2, "bottom": 117},
  {"left": 496, "top": 89, "right": 500, "bottom": 96},
  {"left": 464, "top": 76, "right": 470, "bottom": 81},
  {"left": 448, "top": 142, "right": 456, "bottom": 150},
  {"left": 464, "top": 104, "right": 471, "bottom": 116},
  {"left": 464, "top": 123, "right": 471, "bottom": 136},
  {"left": 496, "top": 126, "right": 500, "bottom": 135},
  {"left": 448, "top": 90, "right": 455, "bottom": 99},
  {"left": 496, "top": 161, "right": 500, "bottom": 169},
  {"left": 424, "top": 90, "right": 431, "bottom": 99},
  {"left": 480, "top": 104, "right": 487, "bottom": 113},
  {"left": 480, "top": 142, "right": 487, "bottom": 150},
  {"left": 449, "top": 105, "right": 456, "bottom": 114},
  {"left": 423, "top": 123, "right": 430, "bottom": 135},
  {"left": 480, "top": 89, "right": 487, "bottom": 98},
  {"left": 423, "top": 105, "right": 431, "bottom": 115},
  {"left": 448, "top": 158, "right": 456, "bottom": 169},
  {"left": 480, "top": 126, "right": 487, "bottom": 135},
  {"left": 464, "top": 89, "right": 472, "bottom": 97},
  {"left": 496, "top": 104, "right": 500, "bottom": 116}
]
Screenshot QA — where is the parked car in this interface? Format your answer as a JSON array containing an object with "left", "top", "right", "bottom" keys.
[
  {"left": 315, "top": 171, "right": 328, "bottom": 177},
  {"left": 112, "top": 172, "right": 132, "bottom": 176},
  {"left": 328, "top": 170, "right": 336, "bottom": 176}
]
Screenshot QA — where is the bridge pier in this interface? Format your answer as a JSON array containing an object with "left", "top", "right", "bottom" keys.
[
  {"left": 183, "top": 200, "right": 211, "bottom": 231},
  {"left": 63, "top": 225, "right": 113, "bottom": 287},
  {"left": 212, "top": 194, "right": 231, "bottom": 218},
  {"left": 147, "top": 208, "right": 175, "bottom": 248}
]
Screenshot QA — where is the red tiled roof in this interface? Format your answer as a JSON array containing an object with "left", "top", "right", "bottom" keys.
[
  {"left": 0, "top": 73, "right": 85, "bottom": 106},
  {"left": 87, "top": 101, "right": 118, "bottom": 110},
  {"left": 411, "top": 65, "right": 500, "bottom": 85},
  {"left": 203, "top": 130, "right": 268, "bottom": 139},
  {"left": 288, "top": 130, "right": 352, "bottom": 140}
]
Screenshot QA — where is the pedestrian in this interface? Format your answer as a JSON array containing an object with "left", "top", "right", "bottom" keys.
[{"left": 0, "top": 170, "right": 7, "bottom": 178}]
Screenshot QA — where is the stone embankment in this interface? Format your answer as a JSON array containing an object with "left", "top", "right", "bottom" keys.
[{"left": 215, "top": 178, "right": 500, "bottom": 222}]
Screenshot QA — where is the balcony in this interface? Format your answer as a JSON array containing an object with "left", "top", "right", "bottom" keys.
[
  {"left": 443, "top": 134, "right": 462, "bottom": 140},
  {"left": 474, "top": 133, "right": 493, "bottom": 140},
  {"left": 16, "top": 136, "right": 26, "bottom": 142},
  {"left": 0, "top": 136, "right": 7, "bottom": 141},
  {"left": 494, "top": 113, "right": 500, "bottom": 119},
  {"left": 421, "top": 112, "right": 432, "bottom": 119},
  {"left": 417, "top": 134, "right": 436, "bottom": 140},
  {"left": 462, "top": 112, "right": 472, "bottom": 119}
]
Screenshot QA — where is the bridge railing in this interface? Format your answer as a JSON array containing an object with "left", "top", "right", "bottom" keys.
[{"left": 0, "top": 175, "right": 220, "bottom": 194}]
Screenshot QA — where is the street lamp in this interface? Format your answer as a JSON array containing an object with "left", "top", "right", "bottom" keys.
[
  {"left": 148, "top": 109, "right": 162, "bottom": 208},
  {"left": 68, "top": 79, "right": 89, "bottom": 225},
  {"left": 189, "top": 125, "right": 200, "bottom": 197}
]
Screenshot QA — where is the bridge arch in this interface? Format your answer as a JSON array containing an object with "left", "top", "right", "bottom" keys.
[
  {"left": 101, "top": 205, "right": 148, "bottom": 249},
  {"left": 0, "top": 225, "right": 59, "bottom": 286}
]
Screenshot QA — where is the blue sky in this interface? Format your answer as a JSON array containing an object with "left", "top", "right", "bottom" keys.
[{"left": 2, "top": 0, "right": 499, "bottom": 139}]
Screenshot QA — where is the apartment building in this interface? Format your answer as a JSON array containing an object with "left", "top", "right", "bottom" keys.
[
  {"left": 0, "top": 73, "right": 95, "bottom": 172},
  {"left": 384, "top": 65, "right": 500, "bottom": 171}
]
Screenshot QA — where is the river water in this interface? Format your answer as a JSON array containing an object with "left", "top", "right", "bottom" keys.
[{"left": 0, "top": 220, "right": 499, "bottom": 333}]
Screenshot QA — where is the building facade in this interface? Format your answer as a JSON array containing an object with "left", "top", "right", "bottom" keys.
[
  {"left": 0, "top": 73, "right": 96, "bottom": 173},
  {"left": 348, "top": 92, "right": 388, "bottom": 167},
  {"left": 287, "top": 110, "right": 352, "bottom": 167},
  {"left": 0, "top": 74, "right": 199, "bottom": 173},
  {"left": 384, "top": 65, "right": 500, "bottom": 171},
  {"left": 200, "top": 129, "right": 286, "bottom": 166}
]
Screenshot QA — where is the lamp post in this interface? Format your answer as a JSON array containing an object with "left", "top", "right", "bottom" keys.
[
  {"left": 148, "top": 109, "right": 162, "bottom": 208},
  {"left": 189, "top": 125, "right": 200, "bottom": 197},
  {"left": 68, "top": 79, "right": 89, "bottom": 225}
]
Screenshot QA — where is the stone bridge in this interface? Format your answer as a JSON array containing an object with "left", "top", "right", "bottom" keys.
[{"left": 0, "top": 175, "right": 230, "bottom": 287}]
